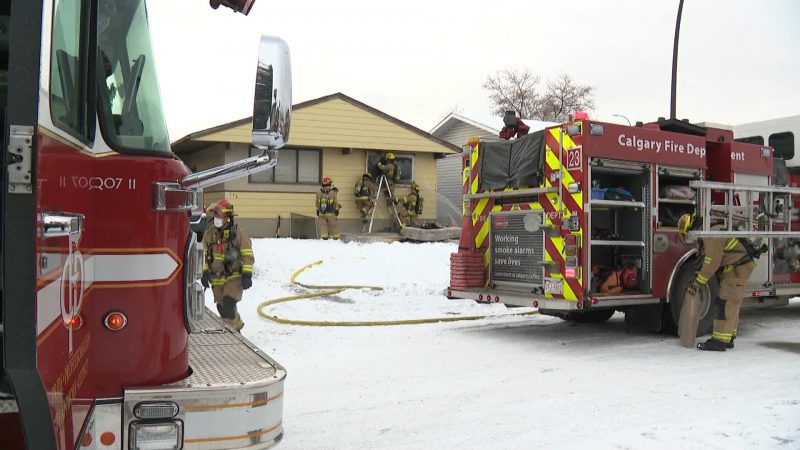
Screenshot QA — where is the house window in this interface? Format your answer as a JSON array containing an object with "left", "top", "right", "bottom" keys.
[
  {"left": 769, "top": 132, "right": 795, "bottom": 160},
  {"left": 735, "top": 136, "right": 764, "bottom": 146},
  {"left": 366, "top": 151, "right": 414, "bottom": 185},
  {"left": 250, "top": 147, "right": 321, "bottom": 183}
]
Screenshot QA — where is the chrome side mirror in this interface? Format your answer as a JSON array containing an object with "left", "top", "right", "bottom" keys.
[
  {"left": 180, "top": 36, "right": 291, "bottom": 189},
  {"left": 252, "top": 36, "right": 292, "bottom": 150}
]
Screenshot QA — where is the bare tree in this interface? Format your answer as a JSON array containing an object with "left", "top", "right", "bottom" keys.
[
  {"left": 537, "top": 73, "right": 595, "bottom": 122},
  {"left": 484, "top": 70, "right": 595, "bottom": 122},
  {"left": 482, "top": 68, "right": 541, "bottom": 118}
]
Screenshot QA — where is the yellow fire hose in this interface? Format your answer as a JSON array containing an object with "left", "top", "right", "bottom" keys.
[{"left": 257, "top": 260, "right": 539, "bottom": 326}]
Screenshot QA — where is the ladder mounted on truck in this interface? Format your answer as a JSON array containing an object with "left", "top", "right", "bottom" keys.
[{"left": 688, "top": 180, "right": 800, "bottom": 239}]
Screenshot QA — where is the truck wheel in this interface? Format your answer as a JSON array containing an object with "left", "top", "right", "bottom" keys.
[
  {"left": 668, "top": 262, "right": 718, "bottom": 336},
  {"left": 562, "top": 309, "right": 615, "bottom": 323}
]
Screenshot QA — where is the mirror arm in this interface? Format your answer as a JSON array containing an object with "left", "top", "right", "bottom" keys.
[{"left": 180, "top": 146, "right": 277, "bottom": 189}]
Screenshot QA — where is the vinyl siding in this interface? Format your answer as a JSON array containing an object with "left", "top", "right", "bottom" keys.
[
  {"left": 182, "top": 143, "right": 227, "bottom": 191},
  {"left": 179, "top": 95, "right": 451, "bottom": 231},
  {"left": 433, "top": 120, "right": 498, "bottom": 227},
  {"left": 436, "top": 154, "right": 464, "bottom": 226},
  {"left": 199, "top": 98, "right": 455, "bottom": 154},
  {"left": 438, "top": 121, "right": 497, "bottom": 148},
  {"left": 207, "top": 149, "right": 438, "bottom": 221},
  {"left": 210, "top": 191, "right": 318, "bottom": 218}
]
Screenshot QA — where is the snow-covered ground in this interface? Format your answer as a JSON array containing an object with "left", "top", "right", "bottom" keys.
[{"left": 207, "top": 239, "right": 800, "bottom": 449}]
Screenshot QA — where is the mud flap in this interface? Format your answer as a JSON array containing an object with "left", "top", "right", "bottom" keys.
[
  {"left": 623, "top": 304, "right": 663, "bottom": 331},
  {"left": 678, "top": 289, "right": 701, "bottom": 348}
]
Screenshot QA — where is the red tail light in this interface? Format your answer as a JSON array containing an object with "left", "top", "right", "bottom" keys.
[
  {"left": 104, "top": 311, "right": 128, "bottom": 331},
  {"left": 67, "top": 315, "right": 83, "bottom": 330},
  {"left": 100, "top": 432, "right": 115, "bottom": 446}
]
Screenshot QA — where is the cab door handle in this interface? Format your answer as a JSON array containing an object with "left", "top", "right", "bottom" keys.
[{"left": 41, "top": 212, "right": 84, "bottom": 238}]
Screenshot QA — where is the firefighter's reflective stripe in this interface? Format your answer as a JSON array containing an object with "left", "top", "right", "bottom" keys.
[
  {"left": 724, "top": 238, "right": 739, "bottom": 251},
  {"left": 210, "top": 273, "right": 242, "bottom": 286},
  {"left": 696, "top": 273, "right": 710, "bottom": 285},
  {"left": 704, "top": 256, "right": 713, "bottom": 265},
  {"left": 712, "top": 330, "right": 733, "bottom": 342},
  {"left": 212, "top": 252, "right": 225, "bottom": 261},
  {"left": 241, "top": 247, "right": 254, "bottom": 274}
]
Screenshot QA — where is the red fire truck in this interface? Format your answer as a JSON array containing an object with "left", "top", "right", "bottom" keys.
[
  {"left": 446, "top": 117, "right": 800, "bottom": 332},
  {"left": 1, "top": 1, "right": 290, "bottom": 449}
]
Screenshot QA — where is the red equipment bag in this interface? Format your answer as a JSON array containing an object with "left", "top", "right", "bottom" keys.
[{"left": 620, "top": 266, "right": 638, "bottom": 290}]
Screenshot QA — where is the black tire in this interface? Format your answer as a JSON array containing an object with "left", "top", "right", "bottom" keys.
[
  {"left": 561, "top": 309, "right": 616, "bottom": 323},
  {"left": 668, "top": 261, "right": 719, "bottom": 336}
]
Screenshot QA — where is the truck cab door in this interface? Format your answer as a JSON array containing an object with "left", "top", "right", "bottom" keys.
[{"left": 2, "top": 1, "right": 59, "bottom": 449}]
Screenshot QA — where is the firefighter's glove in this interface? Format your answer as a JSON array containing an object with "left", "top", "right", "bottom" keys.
[
  {"left": 201, "top": 271, "right": 210, "bottom": 289},
  {"left": 241, "top": 273, "right": 252, "bottom": 290}
]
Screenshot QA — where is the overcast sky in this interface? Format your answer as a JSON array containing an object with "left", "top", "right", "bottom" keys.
[{"left": 148, "top": 0, "right": 800, "bottom": 142}]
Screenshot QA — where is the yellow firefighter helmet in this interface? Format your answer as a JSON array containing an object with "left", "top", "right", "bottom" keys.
[{"left": 677, "top": 213, "right": 696, "bottom": 240}]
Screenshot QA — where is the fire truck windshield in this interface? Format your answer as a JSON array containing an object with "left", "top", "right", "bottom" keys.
[{"left": 97, "top": 0, "right": 170, "bottom": 154}]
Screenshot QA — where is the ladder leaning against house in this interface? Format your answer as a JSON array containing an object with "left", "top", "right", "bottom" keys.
[{"left": 367, "top": 174, "right": 404, "bottom": 233}]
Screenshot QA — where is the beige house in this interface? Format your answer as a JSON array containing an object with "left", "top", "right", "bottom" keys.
[{"left": 174, "top": 93, "right": 459, "bottom": 237}]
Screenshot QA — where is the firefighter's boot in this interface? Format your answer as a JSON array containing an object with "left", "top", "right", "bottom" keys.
[
  {"left": 233, "top": 311, "right": 244, "bottom": 332},
  {"left": 697, "top": 338, "right": 727, "bottom": 352},
  {"left": 222, "top": 312, "right": 244, "bottom": 332}
]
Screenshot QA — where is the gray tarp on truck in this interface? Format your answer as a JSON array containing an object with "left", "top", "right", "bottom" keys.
[{"left": 478, "top": 130, "right": 546, "bottom": 190}]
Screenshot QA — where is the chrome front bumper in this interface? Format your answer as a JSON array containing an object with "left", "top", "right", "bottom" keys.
[{"left": 124, "top": 310, "right": 286, "bottom": 449}]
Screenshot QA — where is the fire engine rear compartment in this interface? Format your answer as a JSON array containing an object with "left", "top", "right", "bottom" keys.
[{"left": 588, "top": 159, "right": 652, "bottom": 298}]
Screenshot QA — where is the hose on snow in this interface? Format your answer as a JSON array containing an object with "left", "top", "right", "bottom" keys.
[{"left": 256, "top": 260, "right": 538, "bottom": 326}]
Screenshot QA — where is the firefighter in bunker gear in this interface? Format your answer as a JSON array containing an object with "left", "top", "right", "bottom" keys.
[
  {"left": 397, "top": 181, "right": 423, "bottom": 227},
  {"left": 375, "top": 152, "right": 400, "bottom": 201},
  {"left": 354, "top": 173, "right": 375, "bottom": 223},
  {"left": 316, "top": 176, "right": 341, "bottom": 239},
  {"left": 678, "top": 213, "right": 763, "bottom": 351},
  {"left": 201, "top": 199, "right": 253, "bottom": 331}
]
